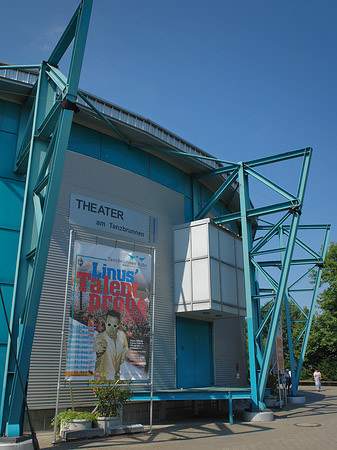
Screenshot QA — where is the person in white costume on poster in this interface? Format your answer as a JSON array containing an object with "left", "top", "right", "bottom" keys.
[
  {"left": 65, "top": 240, "right": 152, "bottom": 382},
  {"left": 94, "top": 310, "right": 128, "bottom": 379}
]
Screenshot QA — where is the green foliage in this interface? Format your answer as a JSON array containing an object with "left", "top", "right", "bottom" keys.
[
  {"left": 90, "top": 379, "right": 133, "bottom": 417},
  {"left": 304, "top": 242, "right": 337, "bottom": 381},
  {"left": 51, "top": 409, "right": 97, "bottom": 433},
  {"left": 247, "top": 242, "right": 337, "bottom": 383},
  {"left": 266, "top": 373, "right": 278, "bottom": 396}
]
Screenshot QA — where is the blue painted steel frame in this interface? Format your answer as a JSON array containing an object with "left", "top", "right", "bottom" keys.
[
  {"left": 132, "top": 389, "right": 250, "bottom": 424},
  {"left": 0, "top": 0, "right": 92, "bottom": 436},
  {"left": 132, "top": 389, "right": 251, "bottom": 402},
  {"left": 191, "top": 148, "right": 330, "bottom": 409}
]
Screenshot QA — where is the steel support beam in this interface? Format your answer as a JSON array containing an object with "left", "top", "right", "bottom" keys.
[
  {"left": 257, "top": 149, "right": 311, "bottom": 402},
  {"left": 0, "top": 0, "right": 92, "bottom": 436},
  {"left": 78, "top": 91, "right": 131, "bottom": 146},
  {"left": 214, "top": 200, "right": 299, "bottom": 224},
  {"left": 237, "top": 164, "right": 259, "bottom": 408},
  {"left": 195, "top": 169, "right": 238, "bottom": 220},
  {"left": 245, "top": 147, "right": 311, "bottom": 168}
]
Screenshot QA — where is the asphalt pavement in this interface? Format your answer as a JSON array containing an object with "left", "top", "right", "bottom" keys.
[{"left": 37, "top": 385, "right": 337, "bottom": 450}]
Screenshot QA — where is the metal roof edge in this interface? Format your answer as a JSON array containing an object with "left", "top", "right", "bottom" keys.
[{"left": 0, "top": 63, "right": 224, "bottom": 172}]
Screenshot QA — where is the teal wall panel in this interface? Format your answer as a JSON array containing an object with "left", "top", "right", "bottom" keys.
[
  {"left": 0, "top": 346, "right": 8, "bottom": 403},
  {"left": 68, "top": 123, "right": 101, "bottom": 159},
  {"left": 0, "top": 131, "right": 19, "bottom": 179},
  {"left": 0, "top": 100, "right": 20, "bottom": 134},
  {"left": 0, "top": 229, "right": 19, "bottom": 284},
  {"left": 0, "top": 179, "right": 24, "bottom": 230},
  {"left": 0, "top": 285, "right": 13, "bottom": 343},
  {"left": 201, "top": 184, "right": 213, "bottom": 204},
  {"left": 0, "top": 284, "right": 12, "bottom": 405},
  {"left": 200, "top": 184, "right": 226, "bottom": 218},
  {"left": 150, "top": 155, "right": 184, "bottom": 195},
  {"left": 68, "top": 124, "right": 190, "bottom": 198},
  {"left": 184, "top": 197, "right": 192, "bottom": 223},
  {"left": 101, "top": 135, "right": 149, "bottom": 178},
  {"left": 16, "top": 106, "right": 31, "bottom": 157},
  {"left": 183, "top": 173, "right": 192, "bottom": 199}
]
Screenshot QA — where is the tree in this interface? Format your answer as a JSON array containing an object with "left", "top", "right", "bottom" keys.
[
  {"left": 251, "top": 243, "right": 337, "bottom": 382},
  {"left": 305, "top": 242, "right": 337, "bottom": 380}
]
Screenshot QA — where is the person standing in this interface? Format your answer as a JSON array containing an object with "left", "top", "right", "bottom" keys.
[
  {"left": 284, "top": 368, "right": 291, "bottom": 390},
  {"left": 314, "top": 369, "right": 322, "bottom": 392}
]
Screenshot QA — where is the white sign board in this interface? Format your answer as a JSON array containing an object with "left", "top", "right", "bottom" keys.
[{"left": 69, "top": 194, "right": 149, "bottom": 242}]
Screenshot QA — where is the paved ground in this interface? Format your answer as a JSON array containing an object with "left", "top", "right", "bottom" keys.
[{"left": 37, "top": 386, "right": 337, "bottom": 450}]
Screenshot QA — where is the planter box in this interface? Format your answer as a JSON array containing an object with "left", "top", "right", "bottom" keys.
[
  {"left": 265, "top": 396, "right": 277, "bottom": 407},
  {"left": 60, "top": 419, "right": 92, "bottom": 439},
  {"left": 97, "top": 417, "right": 121, "bottom": 434},
  {"left": 61, "top": 419, "right": 92, "bottom": 432}
]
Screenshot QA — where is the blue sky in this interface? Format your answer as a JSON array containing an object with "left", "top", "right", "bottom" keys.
[{"left": 1, "top": 0, "right": 336, "bottom": 258}]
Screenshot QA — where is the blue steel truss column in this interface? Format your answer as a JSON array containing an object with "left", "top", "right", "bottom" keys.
[
  {"left": 0, "top": 0, "right": 93, "bottom": 436},
  {"left": 0, "top": 64, "right": 51, "bottom": 436},
  {"left": 238, "top": 163, "right": 260, "bottom": 408},
  {"left": 257, "top": 149, "right": 311, "bottom": 402},
  {"left": 193, "top": 148, "right": 313, "bottom": 408}
]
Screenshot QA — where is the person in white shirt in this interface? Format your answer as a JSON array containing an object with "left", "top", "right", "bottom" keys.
[
  {"left": 284, "top": 368, "right": 291, "bottom": 390},
  {"left": 314, "top": 369, "right": 322, "bottom": 392}
]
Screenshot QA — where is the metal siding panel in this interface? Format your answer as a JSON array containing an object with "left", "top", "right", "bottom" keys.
[
  {"left": 213, "top": 317, "right": 248, "bottom": 387},
  {"left": 68, "top": 123, "right": 101, "bottom": 159},
  {"left": 184, "top": 197, "right": 193, "bottom": 223},
  {"left": 0, "top": 179, "right": 24, "bottom": 230},
  {"left": 0, "top": 99, "right": 21, "bottom": 134},
  {"left": 0, "top": 285, "right": 13, "bottom": 343},
  {"left": 101, "top": 134, "right": 149, "bottom": 178},
  {"left": 0, "top": 131, "right": 18, "bottom": 178},
  {"left": 150, "top": 156, "right": 184, "bottom": 195},
  {"left": 0, "top": 229, "right": 19, "bottom": 284},
  {"left": 27, "top": 150, "right": 185, "bottom": 409}
]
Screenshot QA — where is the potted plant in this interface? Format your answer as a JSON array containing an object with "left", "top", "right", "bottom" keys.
[
  {"left": 91, "top": 378, "right": 133, "bottom": 433},
  {"left": 51, "top": 409, "right": 97, "bottom": 436}
]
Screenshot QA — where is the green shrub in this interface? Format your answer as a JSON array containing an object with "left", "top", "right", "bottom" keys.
[
  {"left": 91, "top": 379, "right": 133, "bottom": 417},
  {"left": 266, "top": 373, "right": 278, "bottom": 396},
  {"left": 51, "top": 409, "right": 97, "bottom": 433}
]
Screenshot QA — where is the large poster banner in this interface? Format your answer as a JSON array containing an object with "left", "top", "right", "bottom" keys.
[{"left": 65, "top": 240, "right": 151, "bottom": 382}]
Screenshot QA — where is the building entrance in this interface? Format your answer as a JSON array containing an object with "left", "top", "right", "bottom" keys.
[{"left": 176, "top": 316, "right": 213, "bottom": 388}]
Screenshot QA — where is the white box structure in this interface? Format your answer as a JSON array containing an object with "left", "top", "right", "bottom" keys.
[{"left": 174, "top": 219, "right": 246, "bottom": 317}]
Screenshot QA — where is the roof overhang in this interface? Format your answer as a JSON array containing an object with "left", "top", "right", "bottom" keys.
[{"left": 0, "top": 64, "right": 241, "bottom": 215}]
